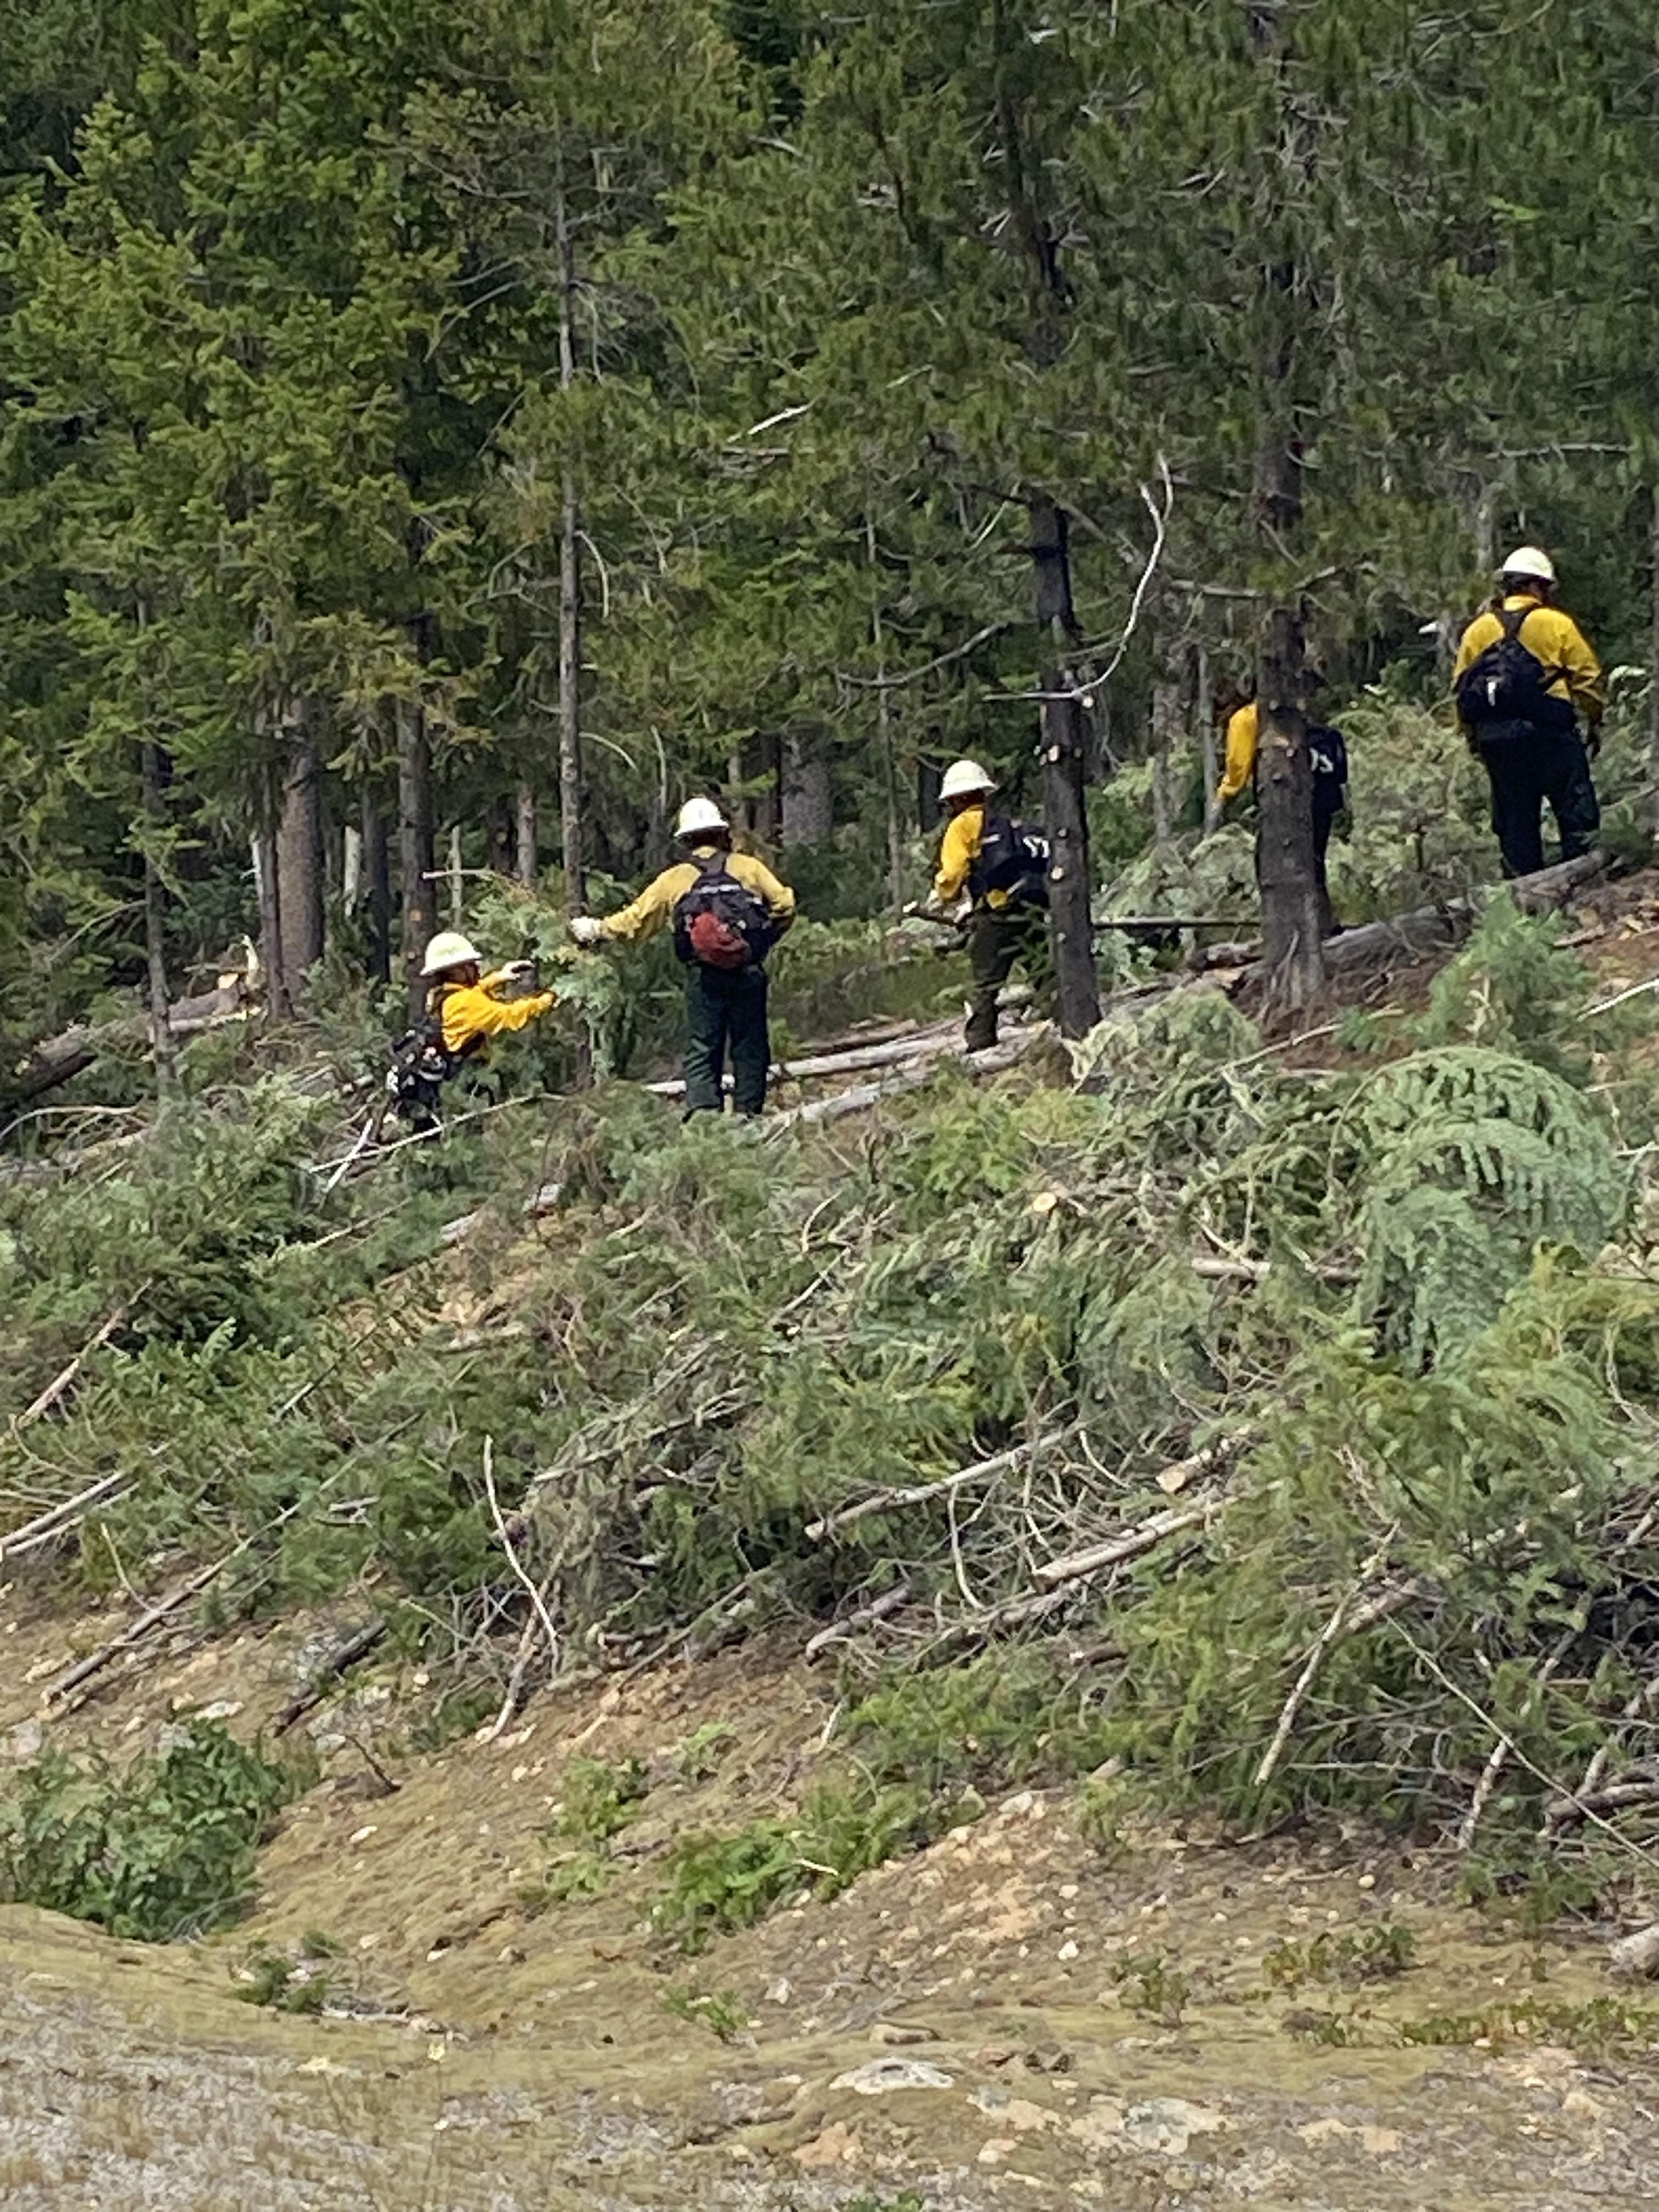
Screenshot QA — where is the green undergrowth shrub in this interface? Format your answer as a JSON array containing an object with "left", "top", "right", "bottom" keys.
[
  {"left": 0, "top": 1720, "right": 302, "bottom": 1942},
  {"left": 846, "top": 1652, "right": 1115, "bottom": 1794},
  {"left": 651, "top": 1776, "right": 972, "bottom": 1953}
]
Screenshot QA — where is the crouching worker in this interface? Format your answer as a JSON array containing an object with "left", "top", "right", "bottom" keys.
[
  {"left": 388, "top": 930, "right": 556, "bottom": 1127},
  {"left": 921, "top": 758, "right": 1049, "bottom": 1053},
  {"left": 568, "top": 798, "right": 795, "bottom": 1118}
]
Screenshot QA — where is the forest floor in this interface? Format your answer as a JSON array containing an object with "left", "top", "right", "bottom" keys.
[
  {"left": 9, "top": 866, "right": 1659, "bottom": 2210},
  {"left": 4, "top": 1603, "right": 1659, "bottom": 2211}
]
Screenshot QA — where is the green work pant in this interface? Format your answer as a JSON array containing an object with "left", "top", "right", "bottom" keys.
[
  {"left": 966, "top": 904, "right": 1047, "bottom": 1052},
  {"left": 684, "top": 963, "right": 771, "bottom": 1116}
]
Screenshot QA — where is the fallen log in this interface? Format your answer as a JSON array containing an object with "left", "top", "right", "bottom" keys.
[
  {"left": 8, "top": 982, "right": 254, "bottom": 1105},
  {"left": 1609, "top": 1921, "right": 1659, "bottom": 1980},
  {"left": 766, "top": 1034, "right": 1032, "bottom": 1133},
  {"left": 1245, "top": 849, "right": 1612, "bottom": 986}
]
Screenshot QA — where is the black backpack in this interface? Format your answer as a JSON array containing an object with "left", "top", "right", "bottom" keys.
[
  {"left": 1308, "top": 723, "right": 1348, "bottom": 786},
  {"left": 1455, "top": 605, "right": 1572, "bottom": 732},
  {"left": 673, "top": 853, "right": 774, "bottom": 969},
  {"left": 386, "top": 988, "right": 480, "bottom": 1121},
  {"left": 970, "top": 813, "right": 1051, "bottom": 910}
]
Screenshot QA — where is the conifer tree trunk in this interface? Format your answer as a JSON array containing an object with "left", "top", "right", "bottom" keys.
[
  {"left": 1647, "top": 490, "right": 1659, "bottom": 822},
  {"left": 361, "top": 795, "right": 391, "bottom": 986},
  {"left": 252, "top": 808, "right": 290, "bottom": 1022},
  {"left": 1256, "top": 606, "right": 1324, "bottom": 1012},
  {"left": 1031, "top": 495, "right": 1099, "bottom": 1038},
  {"left": 140, "top": 739, "right": 175, "bottom": 1090},
  {"left": 516, "top": 782, "right": 538, "bottom": 887},
  {"left": 781, "top": 726, "right": 834, "bottom": 845},
  {"left": 1197, "top": 644, "right": 1221, "bottom": 834},
  {"left": 276, "top": 704, "right": 324, "bottom": 997},
  {"left": 556, "top": 182, "right": 585, "bottom": 917},
  {"left": 397, "top": 690, "right": 436, "bottom": 1025},
  {"left": 1248, "top": 0, "right": 1322, "bottom": 1010},
  {"left": 1150, "top": 674, "right": 1180, "bottom": 850}
]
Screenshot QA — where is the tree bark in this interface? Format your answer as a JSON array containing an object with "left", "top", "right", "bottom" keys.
[
  {"left": 556, "top": 182, "right": 585, "bottom": 916},
  {"left": 781, "top": 725, "right": 834, "bottom": 845},
  {"left": 516, "top": 781, "right": 538, "bottom": 887},
  {"left": 252, "top": 790, "right": 290, "bottom": 1022},
  {"left": 397, "top": 691, "right": 436, "bottom": 1025},
  {"left": 1647, "top": 488, "right": 1659, "bottom": 823},
  {"left": 1031, "top": 495, "right": 1099, "bottom": 1038},
  {"left": 139, "top": 740, "right": 175, "bottom": 1090},
  {"left": 1197, "top": 644, "right": 1221, "bottom": 835},
  {"left": 362, "top": 794, "right": 391, "bottom": 986},
  {"left": 1150, "top": 675, "right": 1180, "bottom": 850},
  {"left": 1255, "top": 605, "right": 1324, "bottom": 1011},
  {"left": 275, "top": 704, "right": 325, "bottom": 997}
]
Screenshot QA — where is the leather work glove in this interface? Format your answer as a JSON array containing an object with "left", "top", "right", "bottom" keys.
[
  {"left": 945, "top": 893, "right": 973, "bottom": 928},
  {"left": 567, "top": 915, "right": 605, "bottom": 948}
]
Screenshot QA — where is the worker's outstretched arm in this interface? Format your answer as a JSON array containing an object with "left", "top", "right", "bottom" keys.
[
  {"left": 439, "top": 985, "right": 555, "bottom": 1050},
  {"left": 739, "top": 856, "right": 797, "bottom": 935},
  {"left": 599, "top": 866, "right": 688, "bottom": 944}
]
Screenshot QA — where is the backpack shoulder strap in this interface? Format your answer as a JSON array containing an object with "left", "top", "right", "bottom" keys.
[{"left": 1499, "top": 603, "right": 1531, "bottom": 642}]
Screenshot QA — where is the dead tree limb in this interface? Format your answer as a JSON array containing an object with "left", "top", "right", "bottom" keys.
[
  {"left": 0, "top": 1470, "right": 133, "bottom": 1564},
  {"left": 273, "top": 1621, "right": 390, "bottom": 1736},
  {"left": 14, "top": 1297, "right": 140, "bottom": 1430},
  {"left": 806, "top": 1434, "right": 1070, "bottom": 1542},
  {"left": 1035, "top": 1491, "right": 1227, "bottom": 1586}
]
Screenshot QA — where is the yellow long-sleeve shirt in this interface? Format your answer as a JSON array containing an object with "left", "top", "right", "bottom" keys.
[
  {"left": 435, "top": 971, "right": 555, "bottom": 1058},
  {"left": 1452, "top": 594, "right": 1604, "bottom": 729},
  {"left": 599, "top": 844, "right": 796, "bottom": 944},
  {"left": 933, "top": 804, "right": 1012, "bottom": 911},
  {"left": 1215, "top": 704, "right": 1260, "bottom": 807}
]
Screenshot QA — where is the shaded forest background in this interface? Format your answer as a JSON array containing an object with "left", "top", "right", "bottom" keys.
[{"left": 4, "top": 0, "right": 1659, "bottom": 1066}]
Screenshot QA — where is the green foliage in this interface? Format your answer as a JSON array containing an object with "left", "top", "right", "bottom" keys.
[
  {"left": 554, "top": 1756, "right": 650, "bottom": 1846},
  {"left": 1347, "top": 1047, "right": 1626, "bottom": 1362},
  {"left": 677, "top": 1722, "right": 737, "bottom": 1784},
  {"left": 651, "top": 1776, "right": 966, "bottom": 1954},
  {"left": 659, "top": 1982, "right": 750, "bottom": 2042},
  {"left": 0, "top": 1721, "right": 297, "bottom": 1943},
  {"left": 1110, "top": 1953, "right": 1191, "bottom": 2028},
  {"left": 235, "top": 1934, "right": 347, "bottom": 2015},
  {"left": 847, "top": 1654, "right": 1113, "bottom": 1795},
  {"left": 1264, "top": 1923, "right": 1415, "bottom": 1993}
]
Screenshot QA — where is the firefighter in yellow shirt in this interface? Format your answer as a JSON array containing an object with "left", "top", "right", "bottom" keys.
[
  {"left": 387, "top": 930, "right": 557, "bottom": 1128},
  {"left": 921, "top": 759, "right": 1048, "bottom": 1052},
  {"left": 569, "top": 798, "right": 795, "bottom": 1116},
  {"left": 1452, "top": 545, "right": 1604, "bottom": 879},
  {"left": 1214, "top": 690, "right": 1348, "bottom": 938}
]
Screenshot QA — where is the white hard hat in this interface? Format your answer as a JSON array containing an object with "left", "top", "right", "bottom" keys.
[
  {"left": 421, "top": 929, "right": 484, "bottom": 977},
  {"left": 675, "top": 796, "right": 730, "bottom": 839},
  {"left": 939, "top": 758, "right": 998, "bottom": 803},
  {"left": 1500, "top": 544, "right": 1556, "bottom": 585}
]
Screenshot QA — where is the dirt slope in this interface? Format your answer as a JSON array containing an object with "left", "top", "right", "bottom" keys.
[{"left": 4, "top": 1606, "right": 1659, "bottom": 2211}]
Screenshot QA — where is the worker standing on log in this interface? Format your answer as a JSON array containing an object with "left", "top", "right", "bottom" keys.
[
  {"left": 569, "top": 798, "right": 795, "bottom": 1119},
  {"left": 921, "top": 758, "right": 1050, "bottom": 1052},
  {"left": 1215, "top": 689, "right": 1348, "bottom": 940},
  {"left": 1453, "top": 546, "right": 1604, "bottom": 879}
]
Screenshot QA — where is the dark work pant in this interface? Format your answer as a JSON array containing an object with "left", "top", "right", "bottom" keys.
[
  {"left": 966, "top": 904, "right": 1047, "bottom": 1052},
  {"left": 684, "top": 963, "right": 770, "bottom": 1115},
  {"left": 1477, "top": 726, "right": 1600, "bottom": 879},
  {"left": 1312, "top": 777, "right": 1344, "bottom": 936}
]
